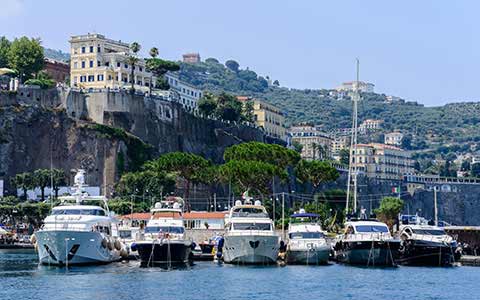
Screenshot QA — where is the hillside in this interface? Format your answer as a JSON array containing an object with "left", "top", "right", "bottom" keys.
[
  {"left": 43, "top": 48, "right": 70, "bottom": 62},
  {"left": 176, "top": 59, "right": 480, "bottom": 158}
]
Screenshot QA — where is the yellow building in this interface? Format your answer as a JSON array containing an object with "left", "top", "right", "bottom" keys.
[
  {"left": 237, "top": 96, "right": 286, "bottom": 141},
  {"left": 289, "top": 124, "right": 333, "bottom": 160},
  {"left": 69, "top": 33, "right": 156, "bottom": 91}
]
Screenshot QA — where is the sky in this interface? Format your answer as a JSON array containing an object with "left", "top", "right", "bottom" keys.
[{"left": 0, "top": 0, "right": 478, "bottom": 106}]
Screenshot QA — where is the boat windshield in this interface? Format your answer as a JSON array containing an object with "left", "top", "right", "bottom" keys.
[
  {"left": 413, "top": 229, "right": 445, "bottom": 236},
  {"left": 355, "top": 225, "right": 389, "bottom": 233},
  {"left": 51, "top": 209, "right": 106, "bottom": 216},
  {"left": 119, "top": 230, "right": 132, "bottom": 239},
  {"left": 289, "top": 232, "right": 324, "bottom": 239},
  {"left": 145, "top": 226, "right": 185, "bottom": 234},
  {"left": 233, "top": 223, "right": 271, "bottom": 231},
  {"left": 232, "top": 208, "right": 268, "bottom": 218}
]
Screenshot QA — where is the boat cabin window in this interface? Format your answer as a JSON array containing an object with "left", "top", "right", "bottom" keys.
[
  {"left": 232, "top": 208, "right": 268, "bottom": 218},
  {"left": 52, "top": 209, "right": 106, "bottom": 216},
  {"left": 93, "top": 225, "right": 111, "bottom": 235},
  {"left": 232, "top": 223, "right": 271, "bottom": 231},
  {"left": 289, "top": 232, "right": 324, "bottom": 239},
  {"left": 145, "top": 226, "right": 185, "bottom": 234},
  {"left": 412, "top": 229, "right": 445, "bottom": 236},
  {"left": 355, "top": 225, "right": 389, "bottom": 233},
  {"left": 119, "top": 230, "right": 132, "bottom": 239}
]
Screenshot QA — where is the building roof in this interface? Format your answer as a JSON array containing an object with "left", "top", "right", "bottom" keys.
[{"left": 120, "top": 211, "right": 228, "bottom": 220}]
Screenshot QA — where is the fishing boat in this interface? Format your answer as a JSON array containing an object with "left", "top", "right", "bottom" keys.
[
  {"left": 221, "top": 198, "right": 280, "bottom": 264},
  {"left": 333, "top": 219, "right": 400, "bottom": 266},
  {"left": 396, "top": 215, "right": 460, "bottom": 266},
  {"left": 132, "top": 199, "right": 193, "bottom": 266},
  {"left": 34, "top": 170, "right": 127, "bottom": 266},
  {"left": 286, "top": 210, "right": 330, "bottom": 265}
]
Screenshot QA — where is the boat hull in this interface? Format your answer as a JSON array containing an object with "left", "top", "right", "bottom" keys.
[
  {"left": 223, "top": 234, "right": 280, "bottom": 264},
  {"left": 335, "top": 240, "right": 399, "bottom": 266},
  {"left": 135, "top": 240, "right": 192, "bottom": 266},
  {"left": 398, "top": 240, "right": 458, "bottom": 266},
  {"left": 35, "top": 230, "right": 121, "bottom": 266},
  {"left": 286, "top": 247, "right": 330, "bottom": 265}
]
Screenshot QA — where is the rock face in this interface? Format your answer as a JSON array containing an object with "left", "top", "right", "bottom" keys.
[{"left": 0, "top": 88, "right": 280, "bottom": 194}]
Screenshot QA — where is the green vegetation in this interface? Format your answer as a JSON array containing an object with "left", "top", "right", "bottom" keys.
[
  {"left": 375, "top": 197, "right": 404, "bottom": 230},
  {"left": 127, "top": 42, "right": 141, "bottom": 92},
  {"left": 24, "top": 71, "right": 55, "bottom": 89},
  {"left": 0, "top": 36, "right": 45, "bottom": 82},
  {"left": 295, "top": 160, "right": 339, "bottom": 195},
  {"left": 9, "top": 168, "right": 65, "bottom": 201},
  {"left": 145, "top": 54, "right": 180, "bottom": 90},
  {"left": 198, "top": 92, "right": 252, "bottom": 122}
]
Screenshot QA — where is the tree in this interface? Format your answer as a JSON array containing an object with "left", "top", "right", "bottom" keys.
[
  {"left": 51, "top": 169, "right": 66, "bottom": 199},
  {"left": 145, "top": 58, "right": 180, "bottom": 90},
  {"left": 225, "top": 60, "right": 239, "bottom": 72},
  {"left": 24, "top": 70, "right": 55, "bottom": 89},
  {"left": 241, "top": 100, "right": 254, "bottom": 123},
  {"left": 461, "top": 160, "right": 471, "bottom": 172},
  {"left": 273, "top": 80, "right": 280, "bottom": 86},
  {"left": 0, "top": 36, "right": 11, "bottom": 68},
  {"left": 294, "top": 160, "right": 339, "bottom": 195},
  {"left": 144, "top": 152, "right": 213, "bottom": 208},
  {"left": 198, "top": 92, "right": 217, "bottom": 117},
  {"left": 116, "top": 170, "right": 175, "bottom": 201},
  {"left": 218, "top": 160, "right": 283, "bottom": 196},
  {"left": 375, "top": 197, "right": 404, "bottom": 230},
  {"left": 224, "top": 141, "right": 301, "bottom": 172},
  {"left": 10, "top": 172, "right": 34, "bottom": 200},
  {"left": 148, "top": 47, "right": 159, "bottom": 94},
  {"left": 471, "top": 163, "right": 480, "bottom": 178},
  {"left": 205, "top": 58, "right": 219, "bottom": 64},
  {"left": 215, "top": 92, "right": 243, "bottom": 122},
  {"left": 8, "top": 37, "right": 44, "bottom": 82},
  {"left": 33, "top": 169, "right": 51, "bottom": 201},
  {"left": 292, "top": 141, "right": 303, "bottom": 153},
  {"left": 339, "top": 149, "right": 350, "bottom": 165},
  {"left": 126, "top": 42, "right": 141, "bottom": 92}
]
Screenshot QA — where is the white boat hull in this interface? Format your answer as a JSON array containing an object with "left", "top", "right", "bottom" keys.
[
  {"left": 35, "top": 230, "right": 121, "bottom": 266},
  {"left": 287, "top": 245, "right": 330, "bottom": 265},
  {"left": 223, "top": 234, "right": 280, "bottom": 264}
]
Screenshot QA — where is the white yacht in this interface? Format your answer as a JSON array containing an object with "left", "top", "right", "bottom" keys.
[
  {"left": 222, "top": 199, "right": 280, "bottom": 264},
  {"left": 34, "top": 170, "right": 127, "bottom": 266},
  {"left": 132, "top": 199, "right": 193, "bottom": 266},
  {"left": 286, "top": 210, "right": 330, "bottom": 265},
  {"left": 396, "top": 215, "right": 460, "bottom": 266},
  {"left": 333, "top": 219, "right": 400, "bottom": 266}
]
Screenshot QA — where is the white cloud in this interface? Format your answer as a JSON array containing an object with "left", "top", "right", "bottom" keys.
[{"left": 0, "top": 0, "right": 24, "bottom": 18}]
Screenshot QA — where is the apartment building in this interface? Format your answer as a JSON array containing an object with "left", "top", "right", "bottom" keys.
[
  {"left": 336, "top": 81, "right": 375, "bottom": 93},
  {"left": 43, "top": 58, "right": 69, "bottom": 83},
  {"left": 359, "top": 119, "right": 383, "bottom": 133},
  {"left": 385, "top": 132, "right": 404, "bottom": 146},
  {"left": 289, "top": 124, "right": 332, "bottom": 160},
  {"left": 352, "top": 143, "right": 414, "bottom": 180},
  {"left": 165, "top": 73, "right": 203, "bottom": 112},
  {"left": 331, "top": 135, "right": 350, "bottom": 160},
  {"left": 237, "top": 96, "right": 287, "bottom": 141},
  {"left": 69, "top": 33, "right": 156, "bottom": 90},
  {"left": 182, "top": 53, "right": 201, "bottom": 63}
]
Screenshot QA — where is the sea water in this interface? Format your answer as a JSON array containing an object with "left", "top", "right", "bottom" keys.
[{"left": 0, "top": 249, "right": 478, "bottom": 300}]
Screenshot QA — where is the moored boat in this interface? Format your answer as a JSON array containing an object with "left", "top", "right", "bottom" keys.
[
  {"left": 286, "top": 210, "right": 330, "bottom": 265},
  {"left": 34, "top": 170, "right": 127, "bottom": 266},
  {"left": 396, "top": 215, "right": 460, "bottom": 266},
  {"left": 222, "top": 198, "right": 280, "bottom": 264},
  {"left": 132, "top": 199, "right": 193, "bottom": 266},
  {"left": 333, "top": 219, "right": 400, "bottom": 266}
]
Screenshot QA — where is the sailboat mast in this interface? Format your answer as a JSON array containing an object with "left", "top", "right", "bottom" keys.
[
  {"left": 353, "top": 59, "right": 360, "bottom": 212},
  {"left": 346, "top": 59, "right": 360, "bottom": 215}
]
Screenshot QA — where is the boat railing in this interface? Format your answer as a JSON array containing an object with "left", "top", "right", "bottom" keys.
[
  {"left": 227, "top": 230, "right": 278, "bottom": 236},
  {"left": 343, "top": 232, "right": 393, "bottom": 241},
  {"left": 410, "top": 233, "right": 452, "bottom": 243}
]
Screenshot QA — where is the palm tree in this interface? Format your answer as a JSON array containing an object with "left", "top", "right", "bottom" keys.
[
  {"left": 127, "top": 42, "right": 141, "bottom": 92},
  {"left": 148, "top": 47, "right": 159, "bottom": 95}
]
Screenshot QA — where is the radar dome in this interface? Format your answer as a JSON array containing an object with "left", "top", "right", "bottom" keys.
[
  {"left": 235, "top": 200, "right": 242, "bottom": 206},
  {"left": 299, "top": 208, "right": 306, "bottom": 214},
  {"left": 154, "top": 202, "right": 162, "bottom": 209},
  {"left": 173, "top": 202, "right": 180, "bottom": 209},
  {"left": 254, "top": 200, "right": 262, "bottom": 206}
]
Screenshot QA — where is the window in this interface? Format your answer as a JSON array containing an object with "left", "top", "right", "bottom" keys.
[
  {"left": 89, "top": 60, "right": 93, "bottom": 68},
  {"left": 97, "top": 74, "right": 104, "bottom": 81},
  {"left": 289, "top": 232, "right": 325, "bottom": 239},
  {"left": 97, "top": 61, "right": 101, "bottom": 67},
  {"left": 89, "top": 46, "right": 94, "bottom": 53},
  {"left": 124, "top": 64, "right": 128, "bottom": 68},
  {"left": 81, "top": 61, "right": 85, "bottom": 68},
  {"left": 80, "top": 76, "right": 86, "bottom": 82},
  {"left": 97, "top": 45, "right": 101, "bottom": 53},
  {"left": 144, "top": 226, "right": 185, "bottom": 234},
  {"left": 117, "top": 62, "right": 121, "bottom": 67},
  {"left": 73, "top": 62, "right": 78, "bottom": 69},
  {"left": 232, "top": 223, "right": 271, "bottom": 231},
  {"left": 88, "top": 75, "right": 95, "bottom": 82},
  {"left": 81, "top": 46, "right": 85, "bottom": 53},
  {"left": 355, "top": 225, "right": 389, "bottom": 233},
  {"left": 139, "top": 67, "right": 143, "bottom": 72},
  {"left": 105, "top": 62, "right": 110, "bottom": 67},
  {"left": 108, "top": 75, "right": 112, "bottom": 80},
  {"left": 73, "top": 76, "right": 77, "bottom": 83}
]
